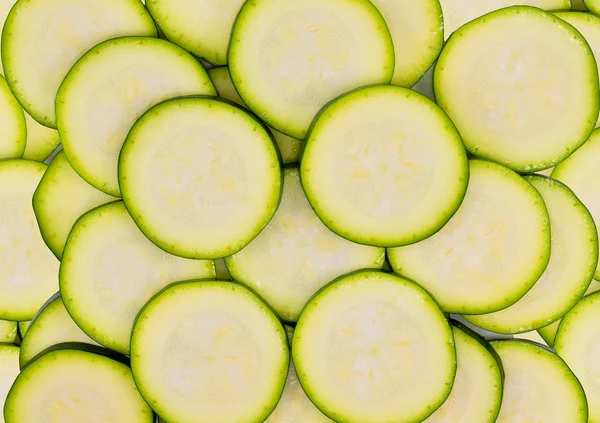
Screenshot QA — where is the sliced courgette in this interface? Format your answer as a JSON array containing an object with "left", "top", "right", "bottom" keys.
[
  {"left": 17, "top": 322, "right": 29, "bottom": 338},
  {"left": 229, "top": 0, "right": 395, "bottom": 138},
  {"left": 59, "top": 201, "right": 215, "bottom": 354},
  {"left": 33, "top": 150, "right": 118, "bottom": 260},
  {"left": 1, "top": 0, "right": 157, "bottom": 128},
  {"left": 491, "top": 339, "right": 587, "bottom": 422},
  {"left": 19, "top": 293, "right": 100, "bottom": 368},
  {"left": 0, "top": 320, "right": 17, "bottom": 343},
  {"left": 0, "top": 345, "right": 20, "bottom": 422},
  {"left": 225, "top": 168, "right": 385, "bottom": 322},
  {"left": 301, "top": 85, "right": 469, "bottom": 247},
  {"left": 554, "top": 291, "right": 600, "bottom": 422},
  {"left": 435, "top": 6, "right": 598, "bottom": 172},
  {"left": 208, "top": 66, "right": 302, "bottom": 164},
  {"left": 389, "top": 160, "right": 550, "bottom": 314},
  {"left": 146, "top": 0, "right": 245, "bottom": 65},
  {"left": 0, "top": 0, "right": 15, "bottom": 76},
  {"left": 0, "top": 75, "right": 25, "bottom": 159},
  {"left": 5, "top": 347, "right": 153, "bottom": 422},
  {"left": 552, "top": 128, "right": 600, "bottom": 278},
  {"left": 119, "top": 97, "right": 281, "bottom": 259},
  {"left": 131, "top": 280, "right": 289, "bottom": 423},
  {"left": 293, "top": 270, "right": 456, "bottom": 423},
  {"left": 0, "top": 160, "right": 59, "bottom": 321},
  {"left": 56, "top": 36, "right": 216, "bottom": 196},
  {"left": 465, "top": 175, "right": 597, "bottom": 333},
  {"left": 586, "top": 0, "right": 600, "bottom": 14},
  {"left": 22, "top": 113, "right": 60, "bottom": 162}
]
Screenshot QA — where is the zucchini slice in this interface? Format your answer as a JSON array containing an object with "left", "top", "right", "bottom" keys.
[
  {"left": 434, "top": 6, "right": 598, "bottom": 172},
  {"left": 146, "top": 0, "right": 245, "bottom": 65},
  {"left": 0, "top": 75, "right": 25, "bottom": 159},
  {"left": 301, "top": 85, "right": 469, "bottom": 247},
  {"left": 22, "top": 113, "right": 60, "bottom": 162},
  {"left": 555, "top": 11, "right": 600, "bottom": 128},
  {"left": 370, "top": 0, "right": 443, "bottom": 87},
  {"left": 0, "top": 346, "right": 20, "bottom": 422},
  {"left": 465, "top": 175, "right": 597, "bottom": 333},
  {"left": 491, "top": 340, "right": 587, "bottom": 423},
  {"left": 130, "top": 280, "right": 289, "bottom": 423},
  {"left": 439, "top": 0, "right": 571, "bottom": 39},
  {"left": 389, "top": 160, "right": 551, "bottom": 314},
  {"left": 0, "top": 320, "right": 17, "bottom": 343},
  {"left": 33, "top": 151, "right": 118, "bottom": 260},
  {"left": 5, "top": 348, "right": 153, "bottom": 423},
  {"left": 0, "top": 0, "right": 15, "bottom": 75},
  {"left": 119, "top": 97, "right": 281, "bottom": 259},
  {"left": 229, "top": 0, "right": 395, "bottom": 139},
  {"left": 226, "top": 168, "right": 385, "bottom": 322},
  {"left": 57, "top": 36, "right": 216, "bottom": 197},
  {"left": 554, "top": 291, "right": 600, "bottom": 422},
  {"left": 20, "top": 293, "right": 100, "bottom": 368},
  {"left": 293, "top": 270, "right": 456, "bottom": 423},
  {"left": 59, "top": 202, "right": 215, "bottom": 354},
  {"left": 0, "top": 160, "right": 59, "bottom": 321},
  {"left": 423, "top": 323, "right": 502, "bottom": 423},
  {"left": 208, "top": 66, "right": 302, "bottom": 164},
  {"left": 1, "top": 0, "right": 157, "bottom": 128},
  {"left": 586, "top": 0, "right": 600, "bottom": 13},
  {"left": 17, "top": 322, "right": 29, "bottom": 338},
  {"left": 552, "top": 128, "right": 600, "bottom": 279}
]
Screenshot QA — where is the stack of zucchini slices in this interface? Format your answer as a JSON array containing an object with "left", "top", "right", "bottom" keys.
[{"left": 1, "top": 0, "right": 600, "bottom": 422}]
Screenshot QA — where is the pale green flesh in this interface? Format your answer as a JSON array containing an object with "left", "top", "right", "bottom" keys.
[
  {"left": 22, "top": 112, "right": 60, "bottom": 162},
  {"left": 0, "top": 346, "right": 21, "bottom": 423},
  {"left": 0, "top": 320, "right": 17, "bottom": 343},
  {"left": 0, "top": 75, "right": 26, "bottom": 159},
  {"left": 586, "top": 0, "right": 600, "bottom": 14},
  {"left": 226, "top": 168, "right": 384, "bottom": 322}
]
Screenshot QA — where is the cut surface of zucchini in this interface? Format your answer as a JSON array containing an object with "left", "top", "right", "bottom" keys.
[
  {"left": 119, "top": 97, "right": 281, "bottom": 259},
  {"left": 586, "top": 0, "right": 600, "bottom": 14},
  {"left": 465, "top": 175, "right": 597, "bottom": 333},
  {"left": 20, "top": 293, "right": 100, "bottom": 368},
  {"left": 59, "top": 202, "right": 215, "bottom": 354},
  {"left": 0, "top": 346, "right": 20, "bottom": 423},
  {"left": 423, "top": 324, "right": 502, "bottom": 423},
  {"left": 0, "top": 320, "right": 17, "bottom": 344},
  {"left": 17, "top": 322, "right": 29, "bottom": 338},
  {"left": 0, "top": 0, "right": 15, "bottom": 75},
  {"left": 131, "top": 280, "right": 289, "bottom": 423},
  {"left": 33, "top": 151, "right": 118, "bottom": 260},
  {"left": 226, "top": 168, "right": 385, "bottom": 321},
  {"left": 370, "top": 0, "right": 443, "bottom": 87},
  {"left": 439, "top": 0, "right": 571, "bottom": 39},
  {"left": 146, "top": 0, "right": 245, "bottom": 65},
  {"left": 56, "top": 36, "right": 216, "bottom": 196},
  {"left": 389, "top": 160, "right": 550, "bottom": 314},
  {"left": 1, "top": 0, "right": 157, "bottom": 128},
  {"left": 208, "top": 66, "right": 302, "bottom": 164},
  {"left": 492, "top": 339, "right": 587, "bottom": 423},
  {"left": 293, "top": 270, "right": 456, "bottom": 423},
  {"left": 301, "top": 85, "right": 469, "bottom": 247},
  {"left": 229, "top": 0, "right": 395, "bottom": 138},
  {"left": 5, "top": 348, "right": 153, "bottom": 423},
  {"left": 555, "top": 292, "right": 600, "bottom": 423},
  {"left": 0, "top": 160, "right": 59, "bottom": 321},
  {"left": 0, "top": 75, "right": 25, "bottom": 159},
  {"left": 22, "top": 113, "right": 60, "bottom": 162},
  {"left": 552, "top": 128, "right": 600, "bottom": 279},
  {"left": 435, "top": 6, "right": 598, "bottom": 172}
]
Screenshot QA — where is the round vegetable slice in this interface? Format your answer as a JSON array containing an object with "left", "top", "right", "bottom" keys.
[
  {"left": 208, "top": 66, "right": 302, "bottom": 164},
  {"left": 17, "top": 322, "right": 29, "bottom": 338},
  {"left": 439, "top": 0, "right": 571, "bottom": 39},
  {"left": 422, "top": 323, "right": 502, "bottom": 423},
  {"left": 552, "top": 128, "right": 600, "bottom": 279},
  {"left": 22, "top": 113, "right": 60, "bottom": 162},
  {"left": 146, "top": 0, "right": 245, "bottom": 65},
  {"left": 0, "top": 346, "right": 20, "bottom": 422},
  {"left": 301, "top": 85, "right": 469, "bottom": 247},
  {"left": 389, "top": 160, "right": 551, "bottom": 314},
  {"left": 5, "top": 348, "right": 153, "bottom": 423},
  {"left": 434, "top": 6, "right": 598, "bottom": 172},
  {"left": 119, "top": 97, "right": 281, "bottom": 259},
  {"left": 0, "top": 160, "right": 59, "bottom": 321},
  {"left": 226, "top": 168, "right": 385, "bottom": 321},
  {"left": 491, "top": 339, "right": 587, "bottom": 423},
  {"left": 229, "top": 0, "right": 395, "bottom": 139},
  {"left": 465, "top": 175, "right": 597, "bottom": 333},
  {"left": 0, "top": 320, "right": 17, "bottom": 344},
  {"left": 20, "top": 293, "right": 100, "bottom": 368},
  {"left": 0, "top": 75, "right": 25, "bottom": 159},
  {"left": 1, "top": 0, "right": 157, "bottom": 128},
  {"left": 370, "top": 0, "right": 443, "bottom": 87},
  {"left": 0, "top": 0, "right": 16, "bottom": 76},
  {"left": 59, "top": 201, "right": 215, "bottom": 354},
  {"left": 33, "top": 150, "right": 118, "bottom": 260},
  {"left": 555, "top": 292, "right": 600, "bottom": 422},
  {"left": 131, "top": 280, "right": 289, "bottom": 423},
  {"left": 555, "top": 11, "right": 600, "bottom": 128},
  {"left": 293, "top": 270, "right": 456, "bottom": 423},
  {"left": 56, "top": 37, "right": 216, "bottom": 196},
  {"left": 586, "top": 0, "right": 600, "bottom": 14}
]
